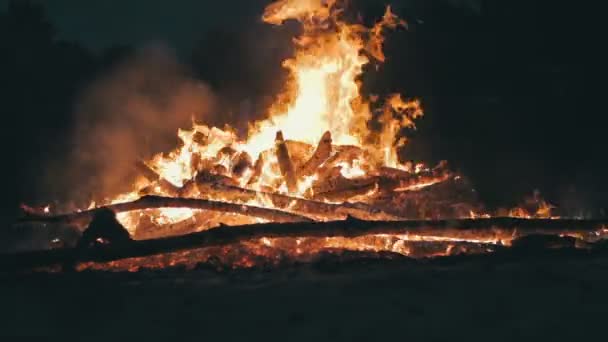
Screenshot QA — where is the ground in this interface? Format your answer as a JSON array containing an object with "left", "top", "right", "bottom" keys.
[{"left": 1, "top": 254, "right": 607, "bottom": 340}]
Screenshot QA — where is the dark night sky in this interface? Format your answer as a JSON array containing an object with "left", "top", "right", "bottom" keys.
[
  {"left": 0, "top": 0, "right": 270, "bottom": 51},
  {"left": 0, "top": 0, "right": 483, "bottom": 51}
]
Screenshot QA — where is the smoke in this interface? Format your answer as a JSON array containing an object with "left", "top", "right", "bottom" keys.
[{"left": 67, "top": 44, "right": 217, "bottom": 203}]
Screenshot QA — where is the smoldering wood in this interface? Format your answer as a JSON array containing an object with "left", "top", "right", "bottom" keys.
[
  {"left": 372, "top": 178, "right": 481, "bottom": 219},
  {"left": 3, "top": 217, "right": 608, "bottom": 271},
  {"left": 275, "top": 131, "right": 298, "bottom": 193},
  {"left": 19, "top": 195, "right": 313, "bottom": 227}
]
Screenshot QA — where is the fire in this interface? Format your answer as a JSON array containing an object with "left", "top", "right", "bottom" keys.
[
  {"left": 245, "top": 2, "right": 419, "bottom": 163},
  {"left": 92, "top": 0, "right": 426, "bottom": 233},
  {"left": 22, "top": 0, "right": 590, "bottom": 272}
]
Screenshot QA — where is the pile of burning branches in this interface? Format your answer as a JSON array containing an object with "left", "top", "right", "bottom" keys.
[
  {"left": 8, "top": 0, "right": 608, "bottom": 272},
  {"left": 15, "top": 125, "right": 608, "bottom": 272}
]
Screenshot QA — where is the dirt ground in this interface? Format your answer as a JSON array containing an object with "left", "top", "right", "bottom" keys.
[{"left": 1, "top": 252, "right": 607, "bottom": 341}]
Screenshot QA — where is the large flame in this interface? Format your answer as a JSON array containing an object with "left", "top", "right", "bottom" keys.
[
  {"left": 28, "top": 1, "right": 568, "bottom": 271},
  {"left": 98, "top": 0, "right": 426, "bottom": 233},
  {"left": 245, "top": 1, "right": 417, "bottom": 161}
]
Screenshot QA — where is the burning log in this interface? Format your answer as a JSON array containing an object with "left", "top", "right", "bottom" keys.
[
  {"left": 195, "top": 183, "right": 401, "bottom": 221},
  {"left": 4, "top": 217, "right": 608, "bottom": 271},
  {"left": 312, "top": 182, "right": 378, "bottom": 202},
  {"left": 20, "top": 195, "right": 313, "bottom": 227},
  {"left": 134, "top": 160, "right": 181, "bottom": 196},
  {"left": 311, "top": 167, "right": 378, "bottom": 200},
  {"left": 133, "top": 211, "right": 258, "bottom": 240},
  {"left": 284, "top": 140, "right": 315, "bottom": 169},
  {"left": 275, "top": 131, "right": 298, "bottom": 192},
  {"left": 324, "top": 145, "right": 370, "bottom": 168},
  {"left": 179, "top": 170, "right": 240, "bottom": 197},
  {"left": 246, "top": 153, "right": 266, "bottom": 187},
  {"left": 231, "top": 151, "right": 253, "bottom": 178},
  {"left": 298, "top": 131, "right": 332, "bottom": 179},
  {"left": 373, "top": 177, "right": 480, "bottom": 219},
  {"left": 377, "top": 166, "right": 411, "bottom": 180}
]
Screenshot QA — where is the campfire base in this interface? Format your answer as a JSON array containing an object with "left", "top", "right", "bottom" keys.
[{"left": 3, "top": 217, "right": 608, "bottom": 273}]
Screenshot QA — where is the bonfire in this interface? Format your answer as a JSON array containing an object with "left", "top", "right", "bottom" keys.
[{"left": 14, "top": 0, "right": 608, "bottom": 272}]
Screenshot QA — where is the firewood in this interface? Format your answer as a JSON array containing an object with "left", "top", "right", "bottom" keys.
[
  {"left": 4, "top": 217, "right": 608, "bottom": 271},
  {"left": 217, "top": 146, "right": 238, "bottom": 160},
  {"left": 19, "top": 195, "right": 313, "bottom": 227},
  {"left": 311, "top": 168, "right": 377, "bottom": 195},
  {"left": 372, "top": 178, "right": 481, "bottom": 219},
  {"left": 298, "top": 131, "right": 332, "bottom": 178},
  {"left": 284, "top": 140, "right": 314, "bottom": 169},
  {"left": 179, "top": 170, "right": 240, "bottom": 197},
  {"left": 181, "top": 182, "right": 402, "bottom": 221},
  {"left": 312, "top": 181, "right": 378, "bottom": 202},
  {"left": 377, "top": 166, "right": 411, "bottom": 180},
  {"left": 275, "top": 131, "right": 298, "bottom": 193},
  {"left": 134, "top": 160, "right": 181, "bottom": 196},
  {"left": 231, "top": 151, "right": 253, "bottom": 178},
  {"left": 324, "top": 145, "right": 370, "bottom": 168},
  {"left": 246, "top": 153, "right": 266, "bottom": 187},
  {"left": 133, "top": 211, "right": 258, "bottom": 240}
]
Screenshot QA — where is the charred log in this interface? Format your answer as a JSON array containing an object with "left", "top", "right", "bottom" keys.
[
  {"left": 20, "top": 195, "right": 313, "bottom": 227},
  {"left": 77, "top": 208, "right": 132, "bottom": 248},
  {"left": 3, "top": 217, "right": 608, "bottom": 271}
]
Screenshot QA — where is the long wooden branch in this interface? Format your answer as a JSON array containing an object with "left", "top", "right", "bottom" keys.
[
  {"left": 3, "top": 217, "right": 608, "bottom": 271},
  {"left": 19, "top": 195, "right": 313, "bottom": 226},
  {"left": 197, "top": 182, "right": 403, "bottom": 221}
]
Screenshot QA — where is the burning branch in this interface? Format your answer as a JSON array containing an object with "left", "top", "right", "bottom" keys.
[
  {"left": 20, "top": 195, "right": 313, "bottom": 226},
  {"left": 275, "top": 131, "right": 298, "bottom": 193},
  {"left": 3, "top": 217, "right": 608, "bottom": 271},
  {"left": 195, "top": 182, "right": 403, "bottom": 221},
  {"left": 298, "top": 131, "right": 332, "bottom": 179},
  {"left": 134, "top": 160, "right": 181, "bottom": 196}
]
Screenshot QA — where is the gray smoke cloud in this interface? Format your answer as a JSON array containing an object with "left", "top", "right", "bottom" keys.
[{"left": 66, "top": 44, "right": 217, "bottom": 204}]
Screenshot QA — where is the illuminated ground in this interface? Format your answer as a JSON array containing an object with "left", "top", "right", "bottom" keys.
[{"left": 1, "top": 253, "right": 606, "bottom": 340}]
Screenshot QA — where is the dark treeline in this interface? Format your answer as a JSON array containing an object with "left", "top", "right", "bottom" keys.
[{"left": 0, "top": 0, "right": 604, "bottom": 232}]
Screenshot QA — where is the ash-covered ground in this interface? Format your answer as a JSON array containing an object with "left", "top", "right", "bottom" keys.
[{"left": 1, "top": 253, "right": 606, "bottom": 341}]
